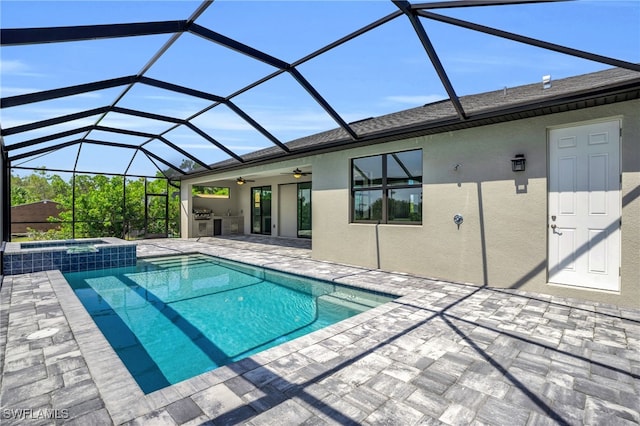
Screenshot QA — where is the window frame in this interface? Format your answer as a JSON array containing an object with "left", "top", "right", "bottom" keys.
[{"left": 350, "top": 149, "right": 423, "bottom": 225}]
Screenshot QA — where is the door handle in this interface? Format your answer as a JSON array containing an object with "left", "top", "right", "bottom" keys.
[{"left": 550, "top": 224, "right": 556, "bottom": 229}]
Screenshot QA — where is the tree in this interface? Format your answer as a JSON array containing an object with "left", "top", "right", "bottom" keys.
[
  {"left": 11, "top": 168, "right": 182, "bottom": 240},
  {"left": 56, "top": 174, "right": 125, "bottom": 238},
  {"left": 179, "top": 159, "right": 201, "bottom": 173},
  {"left": 10, "top": 168, "right": 60, "bottom": 205},
  {"left": 10, "top": 185, "right": 31, "bottom": 206}
]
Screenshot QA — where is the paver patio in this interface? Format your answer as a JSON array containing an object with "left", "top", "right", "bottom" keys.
[{"left": 1, "top": 236, "right": 638, "bottom": 425}]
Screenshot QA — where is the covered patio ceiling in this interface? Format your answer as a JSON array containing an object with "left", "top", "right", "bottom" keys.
[{"left": 1, "top": 0, "right": 639, "bottom": 180}]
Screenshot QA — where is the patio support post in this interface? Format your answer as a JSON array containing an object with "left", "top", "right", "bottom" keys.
[
  {"left": 164, "top": 180, "right": 169, "bottom": 237},
  {"left": 144, "top": 178, "right": 148, "bottom": 238},
  {"left": 122, "top": 177, "right": 127, "bottom": 239},
  {"left": 71, "top": 173, "right": 76, "bottom": 239}
]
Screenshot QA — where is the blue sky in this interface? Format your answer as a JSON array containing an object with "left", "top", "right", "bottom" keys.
[{"left": 1, "top": 0, "right": 639, "bottom": 177}]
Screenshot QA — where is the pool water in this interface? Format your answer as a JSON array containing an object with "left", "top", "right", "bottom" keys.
[{"left": 64, "top": 254, "right": 395, "bottom": 393}]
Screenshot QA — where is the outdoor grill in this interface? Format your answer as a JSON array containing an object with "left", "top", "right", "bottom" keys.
[{"left": 192, "top": 209, "right": 212, "bottom": 220}]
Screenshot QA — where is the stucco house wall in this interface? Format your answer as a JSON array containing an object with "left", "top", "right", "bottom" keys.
[
  {"left": 180, "top": 98, "right": 638, "bottom": 308},
  {"left": 311, "top": 100, "right": 639, "bottom": 308}
]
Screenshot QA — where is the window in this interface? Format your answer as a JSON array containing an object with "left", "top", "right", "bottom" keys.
[
  {"left": 297, "top": 182, "right": 312, "bottom": 238},
  {"left": 351, "top": 149, "right": 422, "bottom": 224},
  {"left": 192, "top": 185, "right": 230, "bottom": 198}
]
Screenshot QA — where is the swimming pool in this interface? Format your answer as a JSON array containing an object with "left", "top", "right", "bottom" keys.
[{"left": 64, "top": 254, "right": 395, "bottom": 393}]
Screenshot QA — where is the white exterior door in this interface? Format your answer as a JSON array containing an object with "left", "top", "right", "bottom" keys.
[{"left": 548, "top": 120, "right": 621, "bottom": 291}]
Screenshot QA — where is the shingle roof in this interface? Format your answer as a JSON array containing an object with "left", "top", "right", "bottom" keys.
[{"left": 194, "top": 66, "right": 639, "bottom": 176}]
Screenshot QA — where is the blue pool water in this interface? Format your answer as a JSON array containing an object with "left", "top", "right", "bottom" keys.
[{"left": 64, "top": 254, "right": 395, "bottom": 393}]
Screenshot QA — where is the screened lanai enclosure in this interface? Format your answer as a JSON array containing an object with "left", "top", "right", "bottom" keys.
[{"left": 1, "top": 0, "right": 638, "bottom": 242}]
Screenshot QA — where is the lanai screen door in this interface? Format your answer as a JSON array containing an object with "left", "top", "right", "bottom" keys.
[{"left": 145, "top": 193, "right": 168, "bottom": 238}]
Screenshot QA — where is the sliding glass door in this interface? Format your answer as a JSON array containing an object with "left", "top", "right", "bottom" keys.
[
  {"left": 251, "top": 186, "right": 272, "bottom": 235},
  {"left": 297, "top": 182, "right": 311, "bottom": 238}
]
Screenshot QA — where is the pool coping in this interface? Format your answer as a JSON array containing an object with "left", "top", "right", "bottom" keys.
[
  {"left": 48, "top": 243, "right": 418, "bottom": 424},
  {"left": 3, "top": 237, "right": 136, "bottom": 254}
]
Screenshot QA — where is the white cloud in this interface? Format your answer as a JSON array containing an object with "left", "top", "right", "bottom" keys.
[
  {"left": 384, "top": 95, "right": 446, "bottom": 105},
  {"left": 169, "top": 133, "right": 250, "bottom": 143},
  {"left": 444, "top": 49, "right": 569, "bottom": 73},
  {"left": 448, "top": 55, "right": 520, "bottom": 68},
  {"left": 175, "top": 143, "right": 218, "bottom": 149},
  {"left": 192, "top": 114, "right": 255, "bottom": 132},
  {"left": 229, "top": 145, "right": 270, "bottom": 152},
  {"left": 0, "top": 59, "right": 45, "bottom": 77},
  {"left": 0, "top": 86, "right": 42, "bottom": 96},
  {"left": 238, "top": 107, "right": 336, "bottom": 132},
  {"left": 140, "top": 94, "right": 183, "bottom": 101},
  {"left": 0, "top": 86, "right": 103, "bottom": 100},
  {"left": 27, "top": 107, "right": 95, "bottom": 116},
  {"left": 73, "top": 92, "right": 102, "bottom": 99},
  {"left": 191, "top": 107, "right": 338, "bottom": 133},
  {"left": 177, "top": 143, "right": 267, "bottom": 152},
  {"left": 98, "top": 113, "right": 167, "bottom": 131},
  {"left": 0, "top": 59, "right": 28, "bottom": 73},
  {"left": 0, "top": 107, "right": 100, "bottom": 132}
]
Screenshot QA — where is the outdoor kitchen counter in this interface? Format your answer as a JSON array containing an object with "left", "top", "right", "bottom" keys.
[{"left": 218, "top": 216, "right": 244, "bottom": 236}]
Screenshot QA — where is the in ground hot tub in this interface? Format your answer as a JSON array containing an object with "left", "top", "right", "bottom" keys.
[{"left": 2, "top": 237, "right": 136, "bottom": 275}]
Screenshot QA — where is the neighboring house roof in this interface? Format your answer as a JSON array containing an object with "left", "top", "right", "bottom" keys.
[
  {"left": 190, "top": 67, "right": 639, "bottom": 177},
  {"left": 10, "top": 200, "right": 63, "bottom": 234},
  {"left": 11, "top": 200, "right": 60, "bottom": 208}
]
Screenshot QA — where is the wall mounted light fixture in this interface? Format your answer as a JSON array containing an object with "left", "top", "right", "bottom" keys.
[{"left": 511, "top": 154, "right": 526, "bottom": 172}]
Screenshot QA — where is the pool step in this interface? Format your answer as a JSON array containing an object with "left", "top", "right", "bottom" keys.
[
  {"left": 145, "top": 257, "right": 210, "bottom": 268},
  {"left": 318, "top": 291, "right": 379, "bottom": 312}
]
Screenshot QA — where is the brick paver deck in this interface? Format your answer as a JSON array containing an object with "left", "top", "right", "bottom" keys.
[{"left": 1, "top": 236, "right": 638, "bottom": 425}]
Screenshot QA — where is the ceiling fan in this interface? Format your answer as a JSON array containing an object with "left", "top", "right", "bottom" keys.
[
  {"left": 236, "top": 177, "right": 255, "bottom": 185},
  {"left": 282, "top": 168, "right": 312, "bottom": 179}
]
